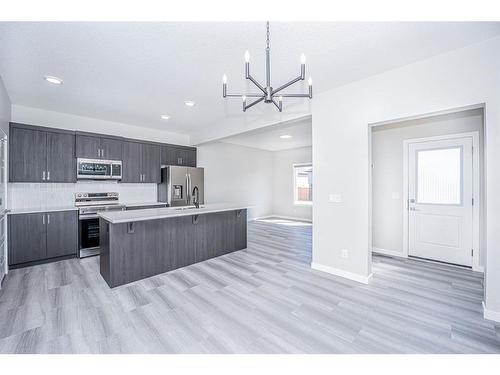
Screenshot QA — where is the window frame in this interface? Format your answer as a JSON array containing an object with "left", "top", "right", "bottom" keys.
[{"left": 293, "top": 163, "right": 313, "bottom": 206}]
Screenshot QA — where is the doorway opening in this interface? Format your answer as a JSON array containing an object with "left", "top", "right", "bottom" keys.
[{"left": 369, "top": 107, "right": 484, "bottom": 271}]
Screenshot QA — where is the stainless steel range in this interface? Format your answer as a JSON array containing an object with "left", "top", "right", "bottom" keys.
[{"left": 76, "top": 192, "right": 125, "bottom": 258}]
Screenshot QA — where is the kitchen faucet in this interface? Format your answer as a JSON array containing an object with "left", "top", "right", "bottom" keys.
[{"left": 192, "top": 186, "right": 200, "bottom": 208}]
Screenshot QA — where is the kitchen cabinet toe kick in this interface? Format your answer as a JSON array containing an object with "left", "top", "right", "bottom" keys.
[{"left": 99, "top": 209, "right": 247, "bottom": 287}]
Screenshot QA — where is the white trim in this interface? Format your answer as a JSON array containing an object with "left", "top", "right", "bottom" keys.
[
  {"left": 402, "top": 131, "right": 481, "bottom": 269},
  {"left": 372, "top": 247, "right": 407, "bottom": 258},
  {"left": 311, "top": 262, "right": 373, "bottom": 284},
  {"left": 252, "top": 214, "right": 312, "bottom": 223},
  {"left": 369, "top": 104, "right": 485, "bottom": 128},
  {"left": 483, "top": 301, "right": 500, "bottom": 323}
]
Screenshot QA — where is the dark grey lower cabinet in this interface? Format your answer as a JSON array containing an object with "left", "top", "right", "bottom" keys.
[
  {"left": 46, "top": 211, "right": 78, "bottom": 258},
  {"left": 8, "top": 212, "right": 47, "bottom": 265},
  {"left": 8, "top": 210, "right": 78, "bottom": 267},
  {"left": 100, "top": 209, "right": 247, "bottom": 287}
]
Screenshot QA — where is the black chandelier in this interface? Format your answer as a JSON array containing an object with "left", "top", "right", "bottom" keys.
[{"left": 222, "top": 22, "right": 312, "bottom": 112}]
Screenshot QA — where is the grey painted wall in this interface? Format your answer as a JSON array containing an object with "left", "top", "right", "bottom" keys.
[{"left": 371, "top": 109, "right": 484, "bottom": 266}]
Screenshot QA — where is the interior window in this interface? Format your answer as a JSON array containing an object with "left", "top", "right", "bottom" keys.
[
  {"left": 294, "top": 164, "right": 313, "bottom": 205},
  {"left": 417, "top": 147, "right": 462, "bottom": 205}
]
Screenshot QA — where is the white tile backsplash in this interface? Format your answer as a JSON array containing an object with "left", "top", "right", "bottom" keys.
[{"left": 8, "top": 182, "right": 157, "bottom": 210}]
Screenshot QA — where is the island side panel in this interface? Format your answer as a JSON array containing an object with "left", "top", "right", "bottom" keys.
[
  {"left": 99, "top": 218, "right": 111, "bottom": 285},
  {"left": 101, "top": 209, "right": 247, "bottom": 287}
]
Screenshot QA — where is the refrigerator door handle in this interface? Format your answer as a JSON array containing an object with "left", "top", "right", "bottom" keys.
[
  {"left": 187, "top": 173, "right": 192, "bottom": 205},
  {"left": 185, "top": 173, "right": 189, "bottom": 205}
]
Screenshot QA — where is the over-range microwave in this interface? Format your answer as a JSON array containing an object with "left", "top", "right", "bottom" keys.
[{"left": 77, "top": 158, "right": 122, "bottom": 180}]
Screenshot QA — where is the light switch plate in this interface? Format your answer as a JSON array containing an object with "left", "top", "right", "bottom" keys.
[{"left": 329, "top": 194, "right": 342, "bottom": 203}]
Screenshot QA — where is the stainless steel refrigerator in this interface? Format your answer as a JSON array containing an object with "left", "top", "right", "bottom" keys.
[{"left": 158, "top": 166, "right": 204, "bottom": 207}]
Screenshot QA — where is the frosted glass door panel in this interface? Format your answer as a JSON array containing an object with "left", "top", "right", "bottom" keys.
[{"left": 417, "top": 147, "right": 462, "bottom": 205}]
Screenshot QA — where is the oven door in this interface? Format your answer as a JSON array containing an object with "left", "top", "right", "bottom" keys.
[
  {"left": 79, "top": 215, "right": 100, "bottom": 258},
  {"left": 77, "top": 158, "right": 112, "bottom": 180}
]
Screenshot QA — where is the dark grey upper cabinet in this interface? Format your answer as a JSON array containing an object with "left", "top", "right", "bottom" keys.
[
  {"left": 160, "top": 146, "right": 196, "bottom": 167},
  {"left": 187, "top": 149, "right": 197, "bottom": 167},
  {"left": 75, "top": 134, "right": 100, "bottom": 159},
  {"left": 100, "top": 137, "right": 122, "bottom": 160},
  {"left": 8, "top": 212, "right": 47, "bottom": 265},
  {"left": 122, "top": 141, "right": 142, "bottom": 183},
  {"left": 142, "top": 144, "right": 160, "bottom": 183},
  {"left": 122, "top": 141, "right": 160, "bottom": 183},
  {"left": 9, "top": 127, "right": 47, "bottom": 182},
  {"left": 9, "top": 124, "right": 75, "bottom": 183},
  {"left": 46, "top": 132, "right": 76, "bottom": 182},
  {"left": 46, "top": 211, "right": 78, "bottom": 258},
  {"left": 76, "top": 134, "right": 122, "bottom": 160}
]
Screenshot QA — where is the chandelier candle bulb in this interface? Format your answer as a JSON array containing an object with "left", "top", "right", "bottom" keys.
[
  {"left": 300, "top": 54, "right": 306, "bottom": 79},
  {"left": 244, "top": 50, "right": 250, "bottom": 63},
  {"left": 308, "top": 78, "right": 313, "bottom": 98},
  {"left": 242, "top": 95, "right": 247, "bottom": 111},
  {"left": 222, "top": 74, "right": 227, "bottom": 97}
]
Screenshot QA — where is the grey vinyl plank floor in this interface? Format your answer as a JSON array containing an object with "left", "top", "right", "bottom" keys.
[{"left": 1, "top": 217, "right": 499, "bottom": 354}]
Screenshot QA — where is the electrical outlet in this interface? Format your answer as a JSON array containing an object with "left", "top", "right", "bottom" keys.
[{"left": 341, "top": 249, "right": 349, "bottom": 259}]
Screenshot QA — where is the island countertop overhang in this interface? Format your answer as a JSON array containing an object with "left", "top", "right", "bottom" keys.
[{"left": 98, "top": 203, "right": 250, "bottom": 224}]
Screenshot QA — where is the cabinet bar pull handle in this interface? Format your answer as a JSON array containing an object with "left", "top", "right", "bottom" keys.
[
  {"left": 42, "top": 171, "right": 46, "bottom": 181},
  {"left": 42, "top": 214, "right": 45, "bottom": 225},
  {"left": 47, "top": 214, "right": 50, "bottom": 224},
  {"left": 47, "top": 171, "right": 50, "bottom": 180}
]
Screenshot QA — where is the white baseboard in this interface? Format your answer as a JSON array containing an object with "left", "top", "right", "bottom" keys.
[
  {"left": 372, "top": 247, "right": 406, "bottom": 258},
  {"left": 251, "top": 214, "right": 312, "bottom": 223},
  {"left": 483, "top": 301, "right": 500, "bottom": 323},
  {"left": 473, "top": 265, "right": 484, "bottom": 273},
  {"left": 311, "top": 262, "right": 372, "bottom": 284}
]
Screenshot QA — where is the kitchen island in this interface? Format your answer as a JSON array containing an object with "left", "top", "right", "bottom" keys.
[{"left": 98, "top": 203, "right": 248, "bottom": 287}]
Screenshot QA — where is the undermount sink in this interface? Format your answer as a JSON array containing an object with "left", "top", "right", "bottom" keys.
[{"left": 174, "top": 205, "right": 205, "bottom": 211}]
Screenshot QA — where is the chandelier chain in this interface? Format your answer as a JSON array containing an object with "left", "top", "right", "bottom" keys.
[{"left": 266, "top": 21, "right": 270, "bottom": 49}]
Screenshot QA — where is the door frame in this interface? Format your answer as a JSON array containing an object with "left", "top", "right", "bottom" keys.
[{"left": 402, "top": 131, "right": 481, "bottom": 271}]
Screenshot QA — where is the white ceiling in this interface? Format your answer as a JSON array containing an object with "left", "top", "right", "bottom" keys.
[
  {"left": 0, "top": 22, "right": 499, "bottom": 143},
  {"left": 220, "top": 116, "right": 312, "bottom": 151}
]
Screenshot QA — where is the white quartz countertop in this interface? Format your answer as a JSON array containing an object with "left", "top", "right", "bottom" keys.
[
  {"left": 98, "top": 203, "right": 250, "bottom": 224},
  {"left": 123, "top": 202, "right": 168, "bottom": 208},
  {"left": 7, "top": 206, "right": 79, "bottom": 215}
]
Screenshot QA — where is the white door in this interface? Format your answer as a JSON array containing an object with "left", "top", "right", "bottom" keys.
[{"left": 408, "top": 137, "right": 473, "bottom": 266}]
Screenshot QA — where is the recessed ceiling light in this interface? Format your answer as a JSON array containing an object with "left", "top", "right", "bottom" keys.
[
  {"left": 160, "top": 114, "right": 171, "bottom": 120},
  {"left": 184, "top": 100, "right": 195, "bottom": 107},
  {"left": 280, "top": 135, "right": 292, "bottom": 139},
  {"left": 44, "top": 76, "right": 63, "bottom": 85}
]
